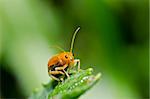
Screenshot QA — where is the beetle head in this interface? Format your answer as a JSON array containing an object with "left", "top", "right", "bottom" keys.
[{"left": 59, "top": 52, "right": 74, "bottom": 63}]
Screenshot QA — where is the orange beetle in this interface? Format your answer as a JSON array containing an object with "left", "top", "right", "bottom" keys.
[{"left": 48, "top": 27, "right": 80, "bottom": 81}]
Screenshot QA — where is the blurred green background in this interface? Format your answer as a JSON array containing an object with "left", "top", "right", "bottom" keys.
[{"left": 0, "top": 0, "right": 149, "bottom": 99}]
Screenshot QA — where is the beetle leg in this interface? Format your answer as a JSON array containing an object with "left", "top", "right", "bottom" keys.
[
  {"left": 49, "top": 70, "right": 65, "bottom": 81},
  {"left": 50, "top": 75, "right": 60, "bottom": 81},
  {"left": 63, "top": 69, "right": 70, "bottom": 78},
  {"left": 55, "top": 64, "right": 70, "bottom": 78},
  {"left": 74, "top": 59, "right": 80, "bottom": 71},
  {"left": 49, "top": 70, "right": 64, "bottom": 75},
  {"left": 55, "top": 64, "right": 68, "bottom": 70},
  {"left": 60, "top": 78, "right": 64, "bottom": 82}
]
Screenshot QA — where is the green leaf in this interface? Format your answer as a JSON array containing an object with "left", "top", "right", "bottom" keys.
[{"left": 29, "top": 68, "right": 101, "bottom": 99}]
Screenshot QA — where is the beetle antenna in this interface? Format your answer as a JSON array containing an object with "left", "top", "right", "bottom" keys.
[
  {"left": 70, "top": 27, "right": 80, "bottom": 52},
  {"left": 50, "top": 45, "right": 65, "bottom": 52}
]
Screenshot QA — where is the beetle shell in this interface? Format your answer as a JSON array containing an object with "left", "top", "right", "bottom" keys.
[{"left": 48, "top": 52, "right": 74, "bottom": 68}]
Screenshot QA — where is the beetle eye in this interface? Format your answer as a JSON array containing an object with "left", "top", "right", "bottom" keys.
[{"left": 65, "top": 55, "right": 68, "bottom": 59}]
